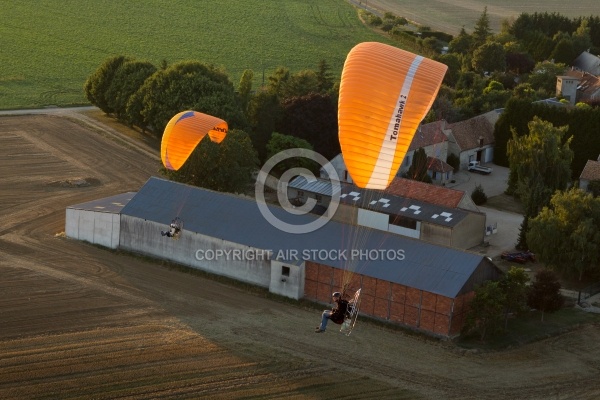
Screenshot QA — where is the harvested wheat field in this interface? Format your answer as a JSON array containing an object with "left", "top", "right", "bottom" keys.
[{"left": 1, "top": 110, "right": 600, "bottom": 399}]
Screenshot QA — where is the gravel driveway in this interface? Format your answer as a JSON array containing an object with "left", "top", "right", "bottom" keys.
[{"left": 447, "top": 163, "right": 523, "bottom": 257}]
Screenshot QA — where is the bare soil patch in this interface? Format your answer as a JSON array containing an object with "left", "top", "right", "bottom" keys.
[
  {"left": 357, "top": 0, "right": 597, "bottom": 35},
  {"left": 1, "top": 111, "right": 600, "bottom": 399},
  {"left": 485, "top": 193, "right": 524, "bottom": 214}
]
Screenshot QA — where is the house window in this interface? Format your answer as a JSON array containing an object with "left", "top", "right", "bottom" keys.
[
  {"left": 297, "top": 190, "right": 304, "bottom": 197},
  {"left": 389, "top": 215, "right": 417, "bottom": 229},
  {"left": 432, "top": 171, "right": 437, "bottom": 179},
  {"left": 281, "top": 266, "right": 290, "bottom": 277}
]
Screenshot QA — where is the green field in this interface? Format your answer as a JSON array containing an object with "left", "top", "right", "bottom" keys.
[{"left": 0, "top": 0, "right": 392, "bottom": 110}]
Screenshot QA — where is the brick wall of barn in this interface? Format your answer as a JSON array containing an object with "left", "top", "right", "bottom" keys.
[{"left": 304, "top": 261, "right": 474, "bottom": 338}]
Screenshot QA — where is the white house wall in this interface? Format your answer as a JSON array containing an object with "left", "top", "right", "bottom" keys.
[
  {"left": 65, "top": 208, "right": 120, "bottom": 249},
  {"left": 322, "top": 154, "right": 353, "bottom": 184},
  {"left": 458, "top": 145, "right": 494, "bottom": 169}
]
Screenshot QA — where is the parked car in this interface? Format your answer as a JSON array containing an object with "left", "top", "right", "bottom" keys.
[
  {"left": 500, "top": 251, "right": 536, "bottom": 264},
  {"left": 468, "top": 161, "right": 492, "bottom": 175}
]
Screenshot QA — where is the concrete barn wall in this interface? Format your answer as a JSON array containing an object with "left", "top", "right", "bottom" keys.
[
  {"left": 452, "top": 212, "right": 486, "bottom": 249},
  {"left": 65, "top": 208, "right": 120, "bottom": 249},
  {"left": 419, "top": 222, "right": 452, "bottom": 247},
  {"left": 270, "top": 260, "right": 305, "bottom": 300},
  {"left": 119, "top": 215, "right": 272, "bottom": 289},
  {"left": 303, "top": 261, "right": 462, "bottom": 337}
]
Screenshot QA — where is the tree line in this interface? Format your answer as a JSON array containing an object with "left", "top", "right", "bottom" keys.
[
  {"left": 84, "top": 56, "right": 340, "bottom": 192},
  {"left": 83, "top": 8, "right": 600, "bottom": 192},
  {"left": 465, "top": 267, "right": 565, "bottom": 341}
]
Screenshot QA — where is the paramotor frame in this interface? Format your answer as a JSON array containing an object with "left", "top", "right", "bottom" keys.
[
  {"left": 340, "top": 288, "right": 361, "bottom": 336},
  {"left": 170, "top": 217, "right": 184, "bottom": 240}
]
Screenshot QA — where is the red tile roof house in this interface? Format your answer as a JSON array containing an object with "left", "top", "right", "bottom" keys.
[
  {"left": 386, "top": 177, "right": 480, "bottom": 212},
  {"left": 556, "top": 51, "right": 600, "bottom": 105},
  {"left": 579, "top": 155, "right": 600, "bottom": 192},
  {"left": 444, "top": 111, "right": 500, "bottom": 170},
  {"left": 556, "top": 70, "right": 600, "bottom": 105}
]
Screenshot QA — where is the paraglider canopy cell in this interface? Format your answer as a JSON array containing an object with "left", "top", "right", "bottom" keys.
[
  {"left": 161, "top": 110, "right": 228, "bottom": 171},
  {"left": 338, "top": 42, "right": 447, "bottom": 190}
]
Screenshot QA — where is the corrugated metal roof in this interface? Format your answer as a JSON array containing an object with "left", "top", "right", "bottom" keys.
[
  {"left": 288, "top": 175, "right": 341, "bottom": 196},
  {"left": 120, "top": 177, "right": 490, "bottom": 298},
  {"left": 68, "top": 192, "right": 135, "bottom": 213}
]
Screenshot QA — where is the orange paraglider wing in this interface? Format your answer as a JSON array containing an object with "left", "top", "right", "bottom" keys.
[
  {"left": 161, "top": 111, "right": 228, "bottom": 171},
  {"left": 338, "top": 42, "right": 447, "bottom": 189}
]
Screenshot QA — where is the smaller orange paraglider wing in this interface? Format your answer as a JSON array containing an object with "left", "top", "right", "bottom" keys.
[{"left": 161, "top": 111, "right": 228, "bottom": 171}]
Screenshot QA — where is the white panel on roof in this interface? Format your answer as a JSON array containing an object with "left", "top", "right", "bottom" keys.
[{"left": 357, "top": 208, "right": 388, "bottom": 230}]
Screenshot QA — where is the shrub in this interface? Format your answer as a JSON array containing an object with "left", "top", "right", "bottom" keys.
[
  {"left": 446, "top": 153, "right": 460, "bottom": 172},
  {"left": 471, "top": 184, "right": 488, "bottom": 205}
]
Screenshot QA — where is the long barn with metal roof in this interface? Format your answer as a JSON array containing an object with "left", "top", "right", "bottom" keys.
[{"left": 67, "top": 177, "right": 502, "bottom": 337}]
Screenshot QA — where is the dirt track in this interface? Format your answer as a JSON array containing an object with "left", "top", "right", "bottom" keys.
[{"left": 1, "top": 112, "right": 600, "bottom": 399}]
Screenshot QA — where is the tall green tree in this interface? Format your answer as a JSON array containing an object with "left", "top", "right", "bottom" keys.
[
  {"left": 527, "top": 188, "right": 600, "bottom": 280},
  {"left": 434, "top": 53, "right": 461, "bottom": 87},
  {"left": 472, "top": 42, "right": 506, "bottom": 73},
  {"left": 448, "top": 27, "right": 473, "bottom": 55},
  {"left": 505, "top": 51, "right": 535, "bottom": 75},
  {"left": 465, "top": 281, "right": 505, "bottom": 341},
  {"left": 405, "top": 147, "right": 432, "bottom": 183},
  {"left": 507, "top": 117, "right": 573, "bottom": 248},
  {"left": 572, "top": 18, "right": 594, "bottom": 55},
  {"left": 527, "top": 269, "right": 565, "bottom": 322},
  {"left": 499, "top": 267, "right": 530, "bottom": 329},
  {"left": 84, "top": 55, "right": 130, "bottom": 114},
  {"left": 280, "top": 70, "right": 320, "bottom": 99},
  {"left": 129, "top": 60, "right": 247, "bottom": 136},
  {"left": 266, "top": 132, "right": 317, "bottom": 176},
  {"left": 266, "top": 66, "right": 291, "bottom": 97},
  {"left": 105, "top": 60, "right": 157, "bottom": 122},
  {"left": 165, "top": 129, "right": 258, "bottom": 194},
  {"left": 472, "top": 7, "right": 492, "bottom": 49},
  {"left": 277, "top": 92, "right": 339, "bottom": 160},
  {"left": 238, "top": 69, "right": 254, "bottom": 116},
  {"left": 316, "top": 60, "right": 334, "bottom": 93},
  {"left": 550, "top": 38, "right": 577, "bottom": 64},
  {"left": 247, "top": 89, "right": 283, "bottom": 162}
]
